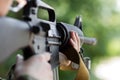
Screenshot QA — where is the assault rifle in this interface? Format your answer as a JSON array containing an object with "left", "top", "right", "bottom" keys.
[{"left": 0, "top": 0, "right": 96, "bottom": 80}]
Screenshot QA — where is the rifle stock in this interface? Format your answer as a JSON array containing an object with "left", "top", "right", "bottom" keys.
[{"left": 0, "top": 17, "right": 30, "bottom": 62}]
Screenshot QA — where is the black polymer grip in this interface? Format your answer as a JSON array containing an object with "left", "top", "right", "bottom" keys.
[{"left": 22, "top": 46, "right": 35, "bottom": 60}]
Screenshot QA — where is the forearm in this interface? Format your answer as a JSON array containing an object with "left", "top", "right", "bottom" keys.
[{"left": 60, "top": 53, "right": 90, "bottom": 80}]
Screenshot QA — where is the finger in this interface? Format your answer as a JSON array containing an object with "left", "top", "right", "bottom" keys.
[
  {"left": 42, "top": 52, "right": 51, "bottom": 61},
  {"left": 59, "top": 52, "right": 71, "bottom": 66},
  {"left": 59, "top": 52, "right": 67, "bottom": 63},
  {"left": 70, "top": 38, "right": 76, "bottom": 47},
  {"left": 70, "top": 31, "right": 77, "bottom": 43},
  {"left": 75, "top": 32, "right": 81, "bottom": 49},
  {"left": 64, "top": 60, "right": 71, "bottom": 66},
  {"left": 17, "top": 0, "right": 27, "bottom": 5},
  {"left": 16, "top": 0, "right": 27, "bottom": 8},
  {"left": 16, "top": 54, "right": 24, "bottom": 64},
  {"left": 38, "top": 52, "right": 51, "bottom": 62}
]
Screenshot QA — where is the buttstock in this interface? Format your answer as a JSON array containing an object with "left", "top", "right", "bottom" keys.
[{"left": 0, "top": 17, "right": 30, "bottom": 62}]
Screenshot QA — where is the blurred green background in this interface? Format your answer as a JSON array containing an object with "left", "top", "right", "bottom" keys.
[{"left": 0, "top": 0, "right": 120, "bottom": 80}]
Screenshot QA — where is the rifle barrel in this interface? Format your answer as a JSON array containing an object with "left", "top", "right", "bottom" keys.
[{"left": 80, "top": 37, "right": 97, "bottom": 45}]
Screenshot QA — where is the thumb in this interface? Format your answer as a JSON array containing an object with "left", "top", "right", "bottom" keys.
[{"left": 16, "top": 54, "right": 24, "bottom": 64}]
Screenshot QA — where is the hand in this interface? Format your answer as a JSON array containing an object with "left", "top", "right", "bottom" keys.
[
  {"left": 11, "top": 0, "right": 27, "bottom": 12},
  {"left": 14, "top": 53, "right": 53, "bottom": 80},
  {"left": 59, "top": 52, "right": 71, "bottom": 66},
  {"left": 69, "top": 31, "right": 81, "bottom": 53},
  {"left": 59, "top": 31, "right": 81, "bottom": 67},
  {"left": 16, "top": 0, "right": 27, "bottom": 7}
]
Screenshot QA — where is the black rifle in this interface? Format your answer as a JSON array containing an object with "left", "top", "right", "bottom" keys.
[{"left": 21, "top": 0, "right": 96, "bottom": 67}]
